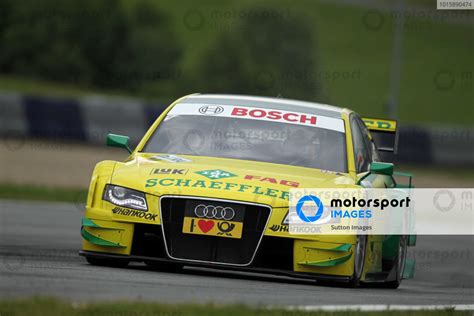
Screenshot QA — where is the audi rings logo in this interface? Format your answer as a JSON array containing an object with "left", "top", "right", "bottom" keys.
[
  {"left": 198, "top": 105, "right": 224, "bottom": 115},
  {"left": 194, "top": 204, "right": 235, "bottom": 220}
]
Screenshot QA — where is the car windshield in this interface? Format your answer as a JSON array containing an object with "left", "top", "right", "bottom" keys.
[{"left": 143, "top": 104, "right": 347, "bottom": 172}]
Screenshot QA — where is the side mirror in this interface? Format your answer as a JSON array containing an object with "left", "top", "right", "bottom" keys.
[
  {"left": 357, "top": 162, "right": 394, "bottom": 185},
  {"left": 106, "top": 134, "right": 132, "bottom": 153},
  {"left": 369, "top": 161, "right": 394, "bottom": 176}
]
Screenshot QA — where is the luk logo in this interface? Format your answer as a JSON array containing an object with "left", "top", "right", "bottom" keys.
[
  {"left": 199, "top": 105, "right": 224, "bottom": 115},
  {"left": 296, "top": 195, "right": 324, "bottom": 223},
  {"left": 151, "top": 168, "right": 188, "bottom": 175}
]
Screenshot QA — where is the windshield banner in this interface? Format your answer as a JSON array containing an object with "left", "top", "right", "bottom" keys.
[{"left": 166, "top": 103, "right": 345, "bottom": 133}]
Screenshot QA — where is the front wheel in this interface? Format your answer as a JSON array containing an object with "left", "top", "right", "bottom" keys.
[{"left": 348, "top": 235, "right": 367, "bottom": 288}]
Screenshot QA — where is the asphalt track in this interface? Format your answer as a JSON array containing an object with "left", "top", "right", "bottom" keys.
[{"left": 0, "top": 200, "right": 473, "bottom": 306}]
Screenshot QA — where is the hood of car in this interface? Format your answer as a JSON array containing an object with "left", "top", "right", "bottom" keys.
[{"left": 110, "top": 153, "right": 357, "bottom": 208}]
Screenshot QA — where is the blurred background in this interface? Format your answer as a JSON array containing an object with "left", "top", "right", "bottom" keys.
[{"left": 0, "top": 0, "right": 472, "bottom": 198}]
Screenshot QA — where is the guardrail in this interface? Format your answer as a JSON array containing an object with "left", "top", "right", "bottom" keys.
[{"left": 0, "top": 92, "right": 472, "bottom": 165}]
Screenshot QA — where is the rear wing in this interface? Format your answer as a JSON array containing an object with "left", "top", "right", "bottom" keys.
[{"left": 362, "top": 117, "right": 399, "bottom": 154}]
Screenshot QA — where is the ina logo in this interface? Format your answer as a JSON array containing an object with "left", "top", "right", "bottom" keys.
[{"left": 195, "top": 169, "right": 236, "bottom": 180}]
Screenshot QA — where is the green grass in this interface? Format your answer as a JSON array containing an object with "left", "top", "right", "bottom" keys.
[
  {"left": 0, "top": 184, "right": 87, "bottom": 203},
  {"left": 0, "top": 297, "right": 470, "bottom": 316}
]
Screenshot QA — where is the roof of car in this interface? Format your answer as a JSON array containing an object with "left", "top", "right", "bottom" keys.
[{"left": 181, "top": 94, "right": 346, "bottom": 118}]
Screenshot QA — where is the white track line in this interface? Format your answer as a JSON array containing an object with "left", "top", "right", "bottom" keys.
[{"left": 279, "top": 305, "right": 474, "bottom": 311}]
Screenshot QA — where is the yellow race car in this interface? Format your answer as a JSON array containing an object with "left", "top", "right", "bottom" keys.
[{"left": 79, "top": 94, "right": 416, "bottom": 288}]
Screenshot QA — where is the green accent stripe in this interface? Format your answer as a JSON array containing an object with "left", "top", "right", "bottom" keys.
[
  {"left": 303, "top": 243, "right": 352, "bottom": 253},
  {"left": 330, "top": 243, "right": 352, "bottom": 252},
  {"left": 298, "top": 252, "right": 352, "bottom": 267},
  {"left": 81, "top": 218, "right": 121, "bottom": 230},
  {"left": 82, "top": 218, "right": 101, "bottom": 228},
  {"left": 81, "top": 227, "right": 125, "bottom": 247}
]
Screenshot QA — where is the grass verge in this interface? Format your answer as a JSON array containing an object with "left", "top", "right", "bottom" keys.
[
  {"left": 0, "top": 184, "right": 87, "bottom": 203},
  {"left": 0, "top": 297, "right": 470, "bottom": 316}
]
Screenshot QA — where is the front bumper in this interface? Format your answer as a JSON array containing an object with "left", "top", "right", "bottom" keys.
[{"left": 81, "top": 215, "right": 358, "bottom": 279}]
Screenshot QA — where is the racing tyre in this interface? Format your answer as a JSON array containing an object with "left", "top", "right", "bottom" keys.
[
  {"left": 381, "top": 235, "right": 408, "bottom": 289},
  {"left": 348, "top": 235, "right": 367, "bottom": 288},
  {"left": 86, "top": 256, "right": 129, "bottom": 268}
]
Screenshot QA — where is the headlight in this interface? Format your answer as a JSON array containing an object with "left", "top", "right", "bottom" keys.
[{"left": 103, "top": 185, "right": 148, "bottom": 211}]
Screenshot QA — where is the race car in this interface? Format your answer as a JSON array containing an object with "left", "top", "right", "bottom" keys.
[{"left": 79, "top": 94, "right": 416, "bottom": 288}]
